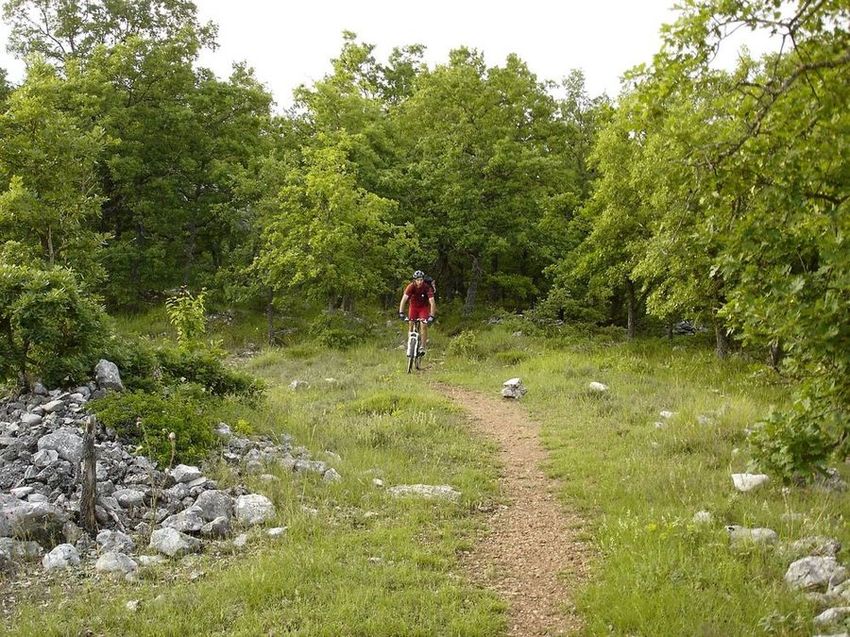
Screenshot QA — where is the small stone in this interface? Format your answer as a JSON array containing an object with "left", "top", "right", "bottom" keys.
[
  {"left": 502, "top": 378, "right": 527, "bottom": 399},
  {"left": 372, "top": 478, "right": 384, "bottom": 488},
  {"left": 289, "top": 380, "right": 309, "bottom": 391},
  {"left": 234, "top": 494, "right": 276, "bottom": 526},
  {"left": 96, "top": 530, "right": 135, "bottom": 554},
  {"left": 113, "top": 489, "right": 146, "bottom": 509},
  {"left": 588, "top": 382, "right": 608, "bottom": 392},
  {"left": 20, "top": 413, "right": 43, "bottom": 427},
  {"left": 95, "top": 552, "right": 138, "bottom": 576},
  {"left": 659, "top": 410, "right": 675, "bottom": 419},
  {"left": 200, "top": 516, "right": 231, "bottom": 538},
  {"left": 323, "top": 468, "right": 342, "bottom": 482},
  {"left": 170, "top": 464, "right": 203, "bottom": 484},
  {"left": 693, "top": 510, "right": 713, "bottom": 524},
  {"left": 387, "top": 484, "right": 461, "bottom": 502},
  {"left": 95, "top": 359, "right": 125, "bottom": 391},
  {"left": 785, "top": 556, "right": 848, "bottom": 591},
  {"left": 232, "top": 533, "right": 248, "bottom": 548},
  {"left": 727, "top": 525, "right": 778, "bottom": 545},
  {"left": 42, "top": 544, "right": 80, "bottom": 570},
  {"left": 136, "top": 555, "right": 166, "bottom": 567},
  {"left": 149, "top": 527, "right": 201, "bottom": 558},
  {"left": 126, "top": 600, "right": 140, "bottom": 612},
  {"left": 10, "top": 487, "right": 34, "bottom": 499},
  {"left": 731, "top": 473, "right": 769, "bottom": 492},
  {"left": 266, "top": 527, "right": 286, "bottom": 538},
  {"left": 813, "top": 606, "right": 850, "bottom": 626},
  {"left": 41, "top": 399, "right": 64, "bottom": 414}
]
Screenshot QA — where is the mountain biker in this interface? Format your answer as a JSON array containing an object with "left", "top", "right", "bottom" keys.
[{"left": 398, "top": 270, "right": 436, "bottom": 354}]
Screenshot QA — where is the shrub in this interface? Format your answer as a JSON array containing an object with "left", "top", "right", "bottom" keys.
[
  {"left": 447, "top": 330, "right": 481, "bottom": 359},
  {"left": 0, "top": 263, "right": 107, "bottom": 387},
  {"left": 155, "top": 344, "right": 264, "bottom": 398},
  {"left": 165, "top": 287, "right": 207, "bottom": 344},
  {"left": 309, "top": 311, "right": 369, "bottom": 349},
  {"left": 90, "top": 390, "right": 217, "bottom": 466}
]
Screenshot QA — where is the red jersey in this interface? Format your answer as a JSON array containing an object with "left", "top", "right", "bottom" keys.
[{"left": 404, "top": 281, "right": 434, "bottom": 310}]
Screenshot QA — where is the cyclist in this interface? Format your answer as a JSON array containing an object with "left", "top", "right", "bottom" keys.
[{"left": 398, "top": 270, "right": 436, "bottom": 355}]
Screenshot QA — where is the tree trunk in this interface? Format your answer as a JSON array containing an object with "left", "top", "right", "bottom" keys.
[
  {"left": 463, "top": 256, "right": 482, "bottom": 316},
  {"left": 769, "top": 340, "right": 784, "bottom": 371},
  {"left": 714, "top": 321, "right": 731, "bottom": 359},
  {"left": 625, "top": 278, "right": 636, "bottom": 339},
  {"left": 80, "top": 416, "right": 98, "bottom": 536}
]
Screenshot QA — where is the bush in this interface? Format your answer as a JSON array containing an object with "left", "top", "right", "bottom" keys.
[
  {"left": 155, "top": 344, "right": 264, "bottom": 398},
  {"left": 91, "top": 390, "right": 217, "bottom": 466},
  {"left": 309, "top": 311, "right": 369, "bottom": 349},
  {"left": 0, "top": 263, "right": 107, "bottom": 387},
  {"left": 447, "top": 330, "right": 481, "bottom": 359}
]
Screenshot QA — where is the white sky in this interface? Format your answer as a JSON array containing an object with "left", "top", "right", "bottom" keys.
[{"left": 0, "top": 0, "right": 779, "bottom": 108}]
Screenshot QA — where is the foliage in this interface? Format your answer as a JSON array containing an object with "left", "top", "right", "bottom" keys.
[
  {"left": 90, "top": 389, "right": 216, "bottom": 465},
  {"left": 0, "top": 261, "right": 107, "bottom": 387},
  {"left": 447, "top": 330, "right": 480, "bottom": 359},
  {"left": 155, "top": 343, "right": 264, "bottom": 398},
  {"left": 165, "top": 287, "right": 207, "bottom": 345},
  {"left": 307, "top": 310, "right": 371, "bottom": 350}
]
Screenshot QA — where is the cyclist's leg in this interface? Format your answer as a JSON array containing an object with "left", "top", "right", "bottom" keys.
[{"left": 420, "top": 322, "right": 428, "bottom": 349}]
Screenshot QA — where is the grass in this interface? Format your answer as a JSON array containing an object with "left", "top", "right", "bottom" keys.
[
  {"left": 4, "top": 331, "right": 504, "bottom": 636},
  {"left": 5, "top": 311, "right": 848, "bottom": 636},
  {"left": 434, "top": 321, "right": 849, "bottom": 636}
]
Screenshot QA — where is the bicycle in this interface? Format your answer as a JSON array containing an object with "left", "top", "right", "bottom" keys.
[{"left": 403, "top": 318, "right": 427, "bottom": 373}]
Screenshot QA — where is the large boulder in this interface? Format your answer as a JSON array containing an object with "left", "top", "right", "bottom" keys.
[
  {"left": 234, "top": 494, "right": 276, "bottom": 526},
  {"left": 36, "top": 429, "right": 84, "bottom": 465},
  {"left": 95, "top": 359, "right": 124, "bottom": 391}
]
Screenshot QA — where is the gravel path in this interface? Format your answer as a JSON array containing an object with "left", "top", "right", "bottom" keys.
[{"left": 441, "top": 385, "right": 591, "bottom": 636}]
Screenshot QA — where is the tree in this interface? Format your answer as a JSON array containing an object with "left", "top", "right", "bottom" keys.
[{"left": 0, "top": 59, "right": 107, "bottom": 285}]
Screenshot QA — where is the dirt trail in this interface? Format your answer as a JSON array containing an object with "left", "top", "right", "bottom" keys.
[{"left": 440, "top": 384, "right": 590, "bottom": 637}]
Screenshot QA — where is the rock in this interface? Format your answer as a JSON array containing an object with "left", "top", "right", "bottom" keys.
[
  {"left": 693, "top": 511, "right": 713, "bottom": 524},
  {"left": 161, "top": 506, "right": 206, "bottom": 533},
  {"left": 588, "top": 382, "right": 608, "bottom": 392},
  {"left": 289, "top": 380, "right": 309, "bottom": 391},
  {"left": 32, "top": 382, "right": 48, "bottom": 396},
  {"left": 170, "top": 464, "right": 202, "bottom": 484},
  {"left": 266, "top": 527, "right": 286, "bottom": 538},
  {"left": 323, "top": 468, "right": 342, "bottom": 482},
  {"left": 36, "top": 429, "right": 84, "bottom": 465},
  {"left": 95, "top": 359, "right": 125, "bottom": 391},
  {"left": 193, "top": 490, "right": 233, "bottom": 521},
  {"left": 126, "top": 600, "right": 141, "bottom": 612},
  {"left": 786, "top": 536, "right": 842, "bottom": 559},
  {"left": 372, "top": 478, "right": 384, "bottom": 488},
  {"left": 0, "top": 499, "right": 67, "bottom": 545},
  {"left": 785, "top": 556, "right": 848, "bottom": 591},
  {"left": 41, "top": 399, "right": 64, "bottom": 414},
  {"left": 232, "top": 533, "right": 248, "bottom": 548},
  {"left": 387, "top": 484, "right": 461, "bottom": 502},
  {"left": 96, "top": 530, "right": 135, "bottom": 554},
  {"left": 20, "top": 413, "right": 43, "bottom": 427},
  {"left": 816, "top": 469, "right": 849, "bottom": 493},
  {"left": 200, "top": 516, "right": 230, "bottom": 538},
  {"left": 136, "top": 555, "right": 166, "bottom": 567},
  {"left": 42, "top": 543, "right": 80, "bottom": 570},
  {"left": 95, "top": 551, "right": 138, "bottom": 576},
  {"left": 501, "top": 378, "right": 527, "bottom": 400},
  {"left": 0, "top": 537, "right": 44, "bottom": 560},
  {"left": 149, "top": 527, "right": 201, "bottom": 557},
  {"left": 114, "top": 489, "right": 146, "bottom": 509},
  {"left": 814, "top": 607, "right": 850, "bottom": 627},
  {"left": 727, "top": 525, "right": 778, "bottom": 545},
  {"left": 10, "top": 487, "right": 34, "bottom": 499},
  {"left": 659, "top": 410, "right": 675, "bottom": 419},
  {"left": 731, "top": 473, "right": 769, "bottom": 492},
  {"left": 32, "top": 449, "right": 58, "bottom": 467},
  {"left": 214, "top": 422, "right": 232, "bottom": 440},
  {"left": 234, "top": 494, "right": 275, "bottom": 526}
]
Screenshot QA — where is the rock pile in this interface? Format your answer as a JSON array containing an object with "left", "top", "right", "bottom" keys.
[{"left": 0, "top": 366, "right": 339, "bottom": 578}]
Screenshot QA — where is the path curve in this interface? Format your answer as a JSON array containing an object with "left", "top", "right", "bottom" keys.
[{"left": 440, "top": 384, "right": 590, "bottom": 636}]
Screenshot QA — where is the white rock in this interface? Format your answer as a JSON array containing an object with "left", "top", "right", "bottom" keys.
[
  {"left": 96, "top": 529, "right": 135, "bottom": 553},
  {"left": 387, "top": 484, "right": 461, "bottom": 502},
  {"left": 785, "top": 556, "right": 848, "bottom": 591},
  {"left": 149, "top": 527, "right": 201, "bottom": 557},
  {"left": 170, "top": 464, "right": 202, "bottom": 484},
  {"left": 20, "top": 413, "right": 42, "bottom": 426},
  {"left": 95, "top": 552, "right": 138, "bottom": 576},
  {"left": 42, "top": 544, "right": 80, "bottom": 570},
  {"left": 95, "top": 359, "right": 125, "bottom": 391},
  {"left": 814, "top": 607, "right": 850, "bottom": 626},
  {"left": 113, "top": 489, "right": 146, "bottom": 508},
  {"left": 289, "top": 380, "right": 309, "bottom": 391},
  {"left": 36, "top": 429, "right": 85, "bottom": 464},
  {"left": 727, "top": 525, "right": 778, "bottom": 545},
  {"left": 126, "top": 600, "right": 141, "bottom": 612},
  {"left": 193, "top": 490, "right": 233, "bottom": 521},
  {"left": 232, "top": 533, "right": 248, "bottom": 548},
  {"left": 234, "top": 494, "right": 276, "bottom": 526},
  {"left": 372, "top": 478, "right": 384, "bottom": 488},
  {"left": 659, "top": 410, "right": 675, "bottom": 419},
  {"left": 323, "top": 468, "right": 342, "bottom": 482},
  {"left": 266, "top": 527, "right": 287, "bottom": 538},
  {"left": 136, "top": 555, "right": 166, "bottom": 567},
  {"left": 787, "top": 536, "right": 842, "bottom": 558},
  {"left": 588, "top": 382, "right": 608, "bottom": 392},
  {"left": 41, "top": 399, "right": 64, "bottom": 414},
  {"left": 731, "top": 473, "right": 769, "bottom": 492},
  {"left": 161, "top": 506, "right": 206, "bottom": 533},
  {"left": 10, "top": 487, "right": 34, "bottom": 499},
  {"left": 501, "top": 378, "right": 527, "bottom": 399}
]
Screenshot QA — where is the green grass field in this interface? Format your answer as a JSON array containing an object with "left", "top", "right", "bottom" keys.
[{"left": 4, "top": 317, "right": 847, "bottom": 636}]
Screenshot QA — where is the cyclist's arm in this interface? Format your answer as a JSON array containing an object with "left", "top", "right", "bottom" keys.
[
  {"left": 429, "top": 297, "right": 436, "bottom": 316},
  {"left": 399, "top": 294, "right": 409, "bottom": 314}
]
